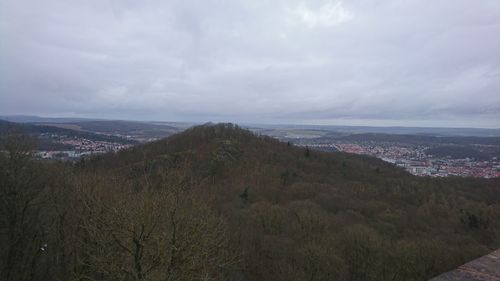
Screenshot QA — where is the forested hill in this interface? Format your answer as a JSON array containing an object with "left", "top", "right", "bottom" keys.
[{"left": 2, "top": 123, "right": 499, "bottom": 281}]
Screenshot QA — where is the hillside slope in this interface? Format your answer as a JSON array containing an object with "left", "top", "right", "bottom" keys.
[
  {"left": 80, "top": 123, "right": 500, "bottom": 280},
  {"left": 1, "top": 123, "right": 499, "bottom": 281}
]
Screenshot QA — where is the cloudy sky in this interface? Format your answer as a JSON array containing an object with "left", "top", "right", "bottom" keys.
[{"left": 1, "top": 0, "right": 499, "bottom": 128}]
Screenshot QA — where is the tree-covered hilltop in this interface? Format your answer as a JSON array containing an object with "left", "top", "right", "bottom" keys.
[{"left": 1, "top": 123, "right": 499, "bottom": 281}]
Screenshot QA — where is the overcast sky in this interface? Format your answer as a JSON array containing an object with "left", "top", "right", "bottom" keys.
[{"left": 1, "top": 0, "right": 499, "bottom": 128}]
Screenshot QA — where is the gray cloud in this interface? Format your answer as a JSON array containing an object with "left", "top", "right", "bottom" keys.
[{"left": 1, "top": 0, "right": 499, "bottom": 127}]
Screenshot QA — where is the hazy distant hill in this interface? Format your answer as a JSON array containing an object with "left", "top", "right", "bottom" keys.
[
  {"left": 3, "top": 116, "right": 500, "bottom": 137},
  {"left": 0, "top": 115, "right": 187, "bottom": 141},
  {"left": 0, "top": 119, "right": 136, "bottom": 149},
  {"left": 69, "top": 120, "right": 181, "bottom": 139},
  {"left": 250, "top": 124, "right": 500, "bottom": 137},
  {"left": 339, "top": 132, "right": 500, "bottom": 146},
  {"left": 0, "top": 115, "right": 102, "bottom": 123}
]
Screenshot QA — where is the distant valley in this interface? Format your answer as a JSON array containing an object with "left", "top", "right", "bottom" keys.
[{"left": 1, "top": 115, "right": 499, "bottom": 178}]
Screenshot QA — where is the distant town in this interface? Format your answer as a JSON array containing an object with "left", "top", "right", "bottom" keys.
[
  {"left": 34, "top": 133, "right": 135, "bottom": 160},
  {"left": 294, "top": 140, "right": 500, "bottom": 179}
]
